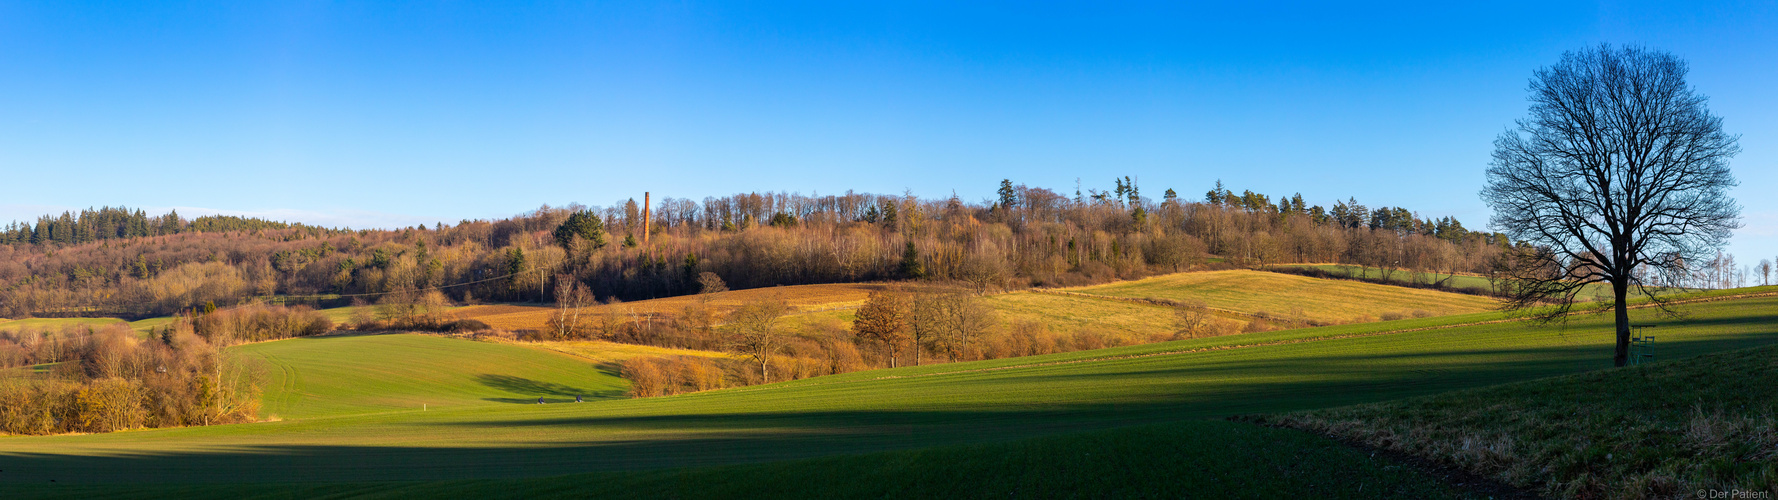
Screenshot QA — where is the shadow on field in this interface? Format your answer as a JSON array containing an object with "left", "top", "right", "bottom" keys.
[{"left": 476, "top": 374, "right": 623, "bottom": 403}]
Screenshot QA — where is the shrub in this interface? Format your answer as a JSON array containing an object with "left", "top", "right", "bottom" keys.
[
  {"left": 443, "top": 319, "right": 491, "bottom": 333},
  {"left": 621, "top": 357, "right": 666, "bottom": 398},
  {"left": 1242, "top": 318, "right": 1273, "bottom": 333}
]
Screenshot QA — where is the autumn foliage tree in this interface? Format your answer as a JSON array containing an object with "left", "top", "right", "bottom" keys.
[{"left": 851, "top": 289, "right": 909, "bottom": 367}]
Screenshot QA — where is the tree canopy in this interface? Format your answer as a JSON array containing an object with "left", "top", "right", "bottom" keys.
[{"left": 1481, "top": 44, "right": 1740, "bottom": 366}]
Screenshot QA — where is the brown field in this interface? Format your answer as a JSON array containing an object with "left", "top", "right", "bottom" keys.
[
  {"left": 460, "top": 283, "right": 886, "bottom": 331},
  {"left": 497, "top": 338, "right": 736, "bottom": 365},
  {"left": 455, "top": 271, "right": 1488, "bottom": 342},
  {"left": 1061, "top": 269, "right": 1499, "bottom": 325}
]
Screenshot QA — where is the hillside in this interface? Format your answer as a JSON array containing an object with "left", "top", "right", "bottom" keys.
[
  {"left": 459, "top": 269, "right": 1499, "bottom": 344},
  {"left": 1281, "top": 263, "right": 1624, "bottom": 298},
  {"left": 2, "top": 288, "right": 1774, "bottom": 493},
  {"left": 455, "top": 282, "right": 882, "bottom": 331},
  {"left": 1063, "top": 269, "right": 1499, "bottom": 324}
]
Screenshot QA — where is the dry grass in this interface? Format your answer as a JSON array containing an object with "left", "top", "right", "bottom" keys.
[
  {"left": 460, "top": 283, "right": 884, "bottom": 331},
  {"left": 505, "top": 339, "right": 736, "bottom": 366},
  {"left": 1063, "top": 270, "right": 1498, "bottom": 325}
]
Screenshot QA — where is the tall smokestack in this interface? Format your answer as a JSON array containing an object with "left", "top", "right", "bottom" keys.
[{"left": 643, "top": 192, "right": 651, "bottom": 245}]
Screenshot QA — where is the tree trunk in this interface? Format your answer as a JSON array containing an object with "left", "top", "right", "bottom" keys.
[
  {"left": 1613, "top": 279, "right": 1630, "bottom": 367},
  {"left": 760, "top": 355, "right": 770, "bottom": 384}
]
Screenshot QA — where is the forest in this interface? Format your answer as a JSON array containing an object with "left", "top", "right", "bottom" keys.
[{"left": 0, "top": 179, "right": 1512, "bottom": 320}]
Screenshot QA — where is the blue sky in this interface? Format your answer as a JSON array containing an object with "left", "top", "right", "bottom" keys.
[{"left": 2, "top": 1, "right": 1775, "bottom": 265}]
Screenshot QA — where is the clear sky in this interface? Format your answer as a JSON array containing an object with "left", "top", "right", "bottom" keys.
[{"left": 2, "top": 2, "right": 1774, "bottom": 265}]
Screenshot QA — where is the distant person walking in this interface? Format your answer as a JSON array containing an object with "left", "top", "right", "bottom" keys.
[{"left": 537, "top": 397, "right": 545, "bottom": 404}]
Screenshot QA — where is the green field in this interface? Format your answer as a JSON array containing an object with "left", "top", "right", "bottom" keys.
[
  {"left": 240, "top": 334, "right": 627, "bottom": 419},
  {"left": 1255, "top": 343, "right": 1778, "bottom": 497},
  {"left": 1063, "top": 269, "right": 1499, "bottom": 323},
  {"left": 2, "top": 286, "right": 1775, "bottom": 496}
]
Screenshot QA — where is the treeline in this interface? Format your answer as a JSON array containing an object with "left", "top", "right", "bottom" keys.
[
  {"left": 0, "top": 206, "right": 340, "bottom": 247},
  {"left": 1, "top": 179, "right": 1513, "bottom": 319}
]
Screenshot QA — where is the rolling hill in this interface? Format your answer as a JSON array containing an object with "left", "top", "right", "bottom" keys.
[
  {"left": 2, "top": 287, "right": 1774, "bottom": 496},
  {"left": 1062, "top": 269, "right": 1500, "bottom": 324}
]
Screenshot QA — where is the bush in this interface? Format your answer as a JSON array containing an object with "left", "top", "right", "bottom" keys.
[
  {"left": 193, "top": 303, "right": 333, "bottom": 345},
  {"left": 443, "top": 319, "right": 491, "bottom": 333},
  {"left": 622, "top": 356, "right": 731, "bottom": 398},
  {"left": 1242, "top": 318, "right": 1273, "bottom": 333}
]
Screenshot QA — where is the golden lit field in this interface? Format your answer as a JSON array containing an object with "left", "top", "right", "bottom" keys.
[
  {"left": 1063, "top": 270, "right": 1498, "bottom": 324},
  {"left": 0, "top": 316, "right": 179, "bottom": 336},
  {"left": 455, "top": 272, "right": 1474, "bottom": 342},
  {"left": 983, "top": 292, "right": 1181, "bottom": 337},
  {"left": 460, "top": 283, "right": 884, "bottom": 331},
  {"left": 0, "top": 317, "right": 128, "bottom": 332},
  {"left": 505, "top": 339, "right": 735, "bottom": 365}
]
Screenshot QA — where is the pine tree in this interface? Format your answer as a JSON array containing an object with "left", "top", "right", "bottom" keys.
[
  {"left": 900, "top": 241, "right": 926, "bottom": 279},
  {"left": 553, "top": 210, "right": 608, "bottom": 250}
]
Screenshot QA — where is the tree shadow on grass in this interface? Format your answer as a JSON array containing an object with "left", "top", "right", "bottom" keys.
[{"left": 476, "top": 374, "right": 624, "bottom": 403}]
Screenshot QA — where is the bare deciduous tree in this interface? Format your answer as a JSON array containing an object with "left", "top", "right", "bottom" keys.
[
  {"left": 1173, "top": 299, "right": 1211, "bottom": 339},
  {"left": 547, "top": 275, "right": 595, "bottom": 339},
  {"left": 696, "top": 272, "right": 728, "bottom": 294},
  {"left": 1481, "top": 44, "right": 1741, "bottom": 367},
  {"left": 725, "top": 295, "right": 791, "bottom": 383}
]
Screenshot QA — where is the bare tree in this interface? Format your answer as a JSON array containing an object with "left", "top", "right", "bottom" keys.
[
  {"left": 725, "top": 295, "right": 791, "bottom": 383},
  {"left": 696, "top": 272, "right": 728, "bottom": 294},
  {"left": 1758, "top": 259, "right": 1772, "bottom": 287},
  {"left": 1481, "top": 44, "right": 1741, "bottom": 367},
  {"left": 1173, "top": 299, "right": 1211, "bottom": 339},
  {"left": 548, "top": 275, "right": 594, "bottom": 339},
  {"left": 928, "top": 290, "right": 997, "bottom": 360}
]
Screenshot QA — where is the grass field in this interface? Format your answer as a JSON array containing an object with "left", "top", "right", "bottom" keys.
[
  {"left": 981, "top": 291, "right": 1179, "bottom": 337},
  {"left": 0, "top": 317, "right": 128, "bottom": 333},
  {"left": 237, "top": 334, "right": 627, "bottom": 419},
  {"left": 1281, "top": 263, "right": 1628, "bottom": 299},
  {"left": 1254, "top": 343, "right": 1778, "bottom": 497},
  {"left": 2, "top": 287, "right": 1775, "bottom": 495},
  {"left": 0, "top": 316, "right": 230, "bottom": 337},
  {"left": 14, "top": 419, "right": 1478, "bottom": 499},
  {"left": 778, "top": 290, "right": 1188, "bottom": 342},
  {"left": 1063, "top": 269, "right": 1500, "bottom": 323}
]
